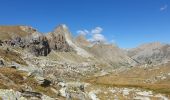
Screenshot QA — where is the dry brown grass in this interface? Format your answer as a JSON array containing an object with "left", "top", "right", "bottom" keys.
[
  {"left": 0, "top": 67, "right": 27, "bottom": 90},
  {"left": 0, "top": 26, "right": 29, "bottom": 40},
  {"left": 0, "top": 67, "right": 58, "bottom": 98},
  {"left": 0, "top": 83, "right": 8, "bottom": 89},
  {"left": 86, "top": 63, "right": 170, "bottom": 95},
  {"left": 25, "top": 77, "right": 58, "bottom": 98},
  {"left": 0, "top": 67, "right": 25, "bottom": 84},
  {"left": 0, "top": 49, "right": 27, "bottom": 65}
]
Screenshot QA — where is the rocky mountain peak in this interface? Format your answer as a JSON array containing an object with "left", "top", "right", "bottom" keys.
[
  {"left": 54, "top": 24, "right": 69, "bottom": 34},
  {"left": 46, "top": 24, "right": 72, "bottom": 52},
  {"left": 51, "top": 24, "right": 73, "bottom": 42}
]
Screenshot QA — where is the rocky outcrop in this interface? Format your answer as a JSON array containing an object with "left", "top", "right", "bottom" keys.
[
  {"left": 47, "top": 24, "right": 92, "bottom": 58},
  {"left": 0, "top": 25, "right": 93, "bottom": 57},
  {"left": 29, "top": 36, "right": 51, "bottom": 56},
  {"left": 47, "top": 25, "right": 72, "bottom": 52},
  {"left": 48, "top": 33, "right": 71, "bottom": 52}
]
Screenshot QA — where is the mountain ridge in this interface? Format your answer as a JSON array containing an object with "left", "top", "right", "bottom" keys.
[{"left": 0, "top": 24, "right": 170, "bottom": 99}]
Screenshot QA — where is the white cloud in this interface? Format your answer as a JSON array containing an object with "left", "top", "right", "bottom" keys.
[
  {"left": 92, "top": 33, "right": 106, "bottom": 42},
  {"left": 91, "top": 27, "right": 103, "bottom": 34},
  {"left": 160, "top": 5, "right": 168, "bottom": 11},
  {"left": 77, "top": 27, "right": 107, "bottom": 43},
  {"left": 77, "top": 29, "right": 89, "bottom": 35}
]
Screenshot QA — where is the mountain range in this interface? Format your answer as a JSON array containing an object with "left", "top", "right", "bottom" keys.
[{"left": 0, "top": 24, "right": 170, "bottom": 100}]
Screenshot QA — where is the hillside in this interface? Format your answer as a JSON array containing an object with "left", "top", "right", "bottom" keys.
[
  {"left": 127, "top": 42, "right": 170, "bottom": 65},
  {"left": 0, "top": 26, "right": 41, "bottom": 40},
  {"left": 0, "top": 24, "right": 170, "bottom": 100}
]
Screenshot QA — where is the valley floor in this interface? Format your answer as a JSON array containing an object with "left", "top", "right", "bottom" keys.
[{"left": 85, "top": 62, "right": 170, "bottom": 100}]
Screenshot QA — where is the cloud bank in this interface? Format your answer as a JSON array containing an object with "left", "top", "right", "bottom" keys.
[
  {"left": 77, "top": 29, "right": 89, "bottom": 35},
  {"left": 77, "top": 27, "right": 106, "bottom": 43}
]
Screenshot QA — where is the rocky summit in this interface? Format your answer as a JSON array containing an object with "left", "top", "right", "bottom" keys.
[{"left": 0, "top": 24, "right": 170, "bottom": 100}]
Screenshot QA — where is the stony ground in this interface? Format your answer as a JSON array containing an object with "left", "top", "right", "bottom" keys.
[{"left": 0, "top": 45, "right": 170, "bottom": 100}]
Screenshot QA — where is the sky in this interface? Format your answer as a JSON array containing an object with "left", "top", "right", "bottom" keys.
[{"left": 0, "top": 0, "right": 169, "bottom": 48}]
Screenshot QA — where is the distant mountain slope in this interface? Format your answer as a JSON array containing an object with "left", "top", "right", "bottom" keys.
[
  {"left": 127, "top": 42, "right": 170, "bottom": 65},
  {"left": 1, "top": 25, "right": 169, "bottom": 68},
  {"left": 75, "top": 35, "right": 91, "bottom": 47},
  {"left": 88, "top": 44, "right": 137, "bottom": 67}
]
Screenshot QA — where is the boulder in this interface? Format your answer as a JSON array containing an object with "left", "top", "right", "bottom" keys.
[
  {"left": 0, "top": 59, "right": 4, "bottom": 67},
  {"left": 35, "top": 76, "right": 51, "bottom": 87},
  {"left": 20, "top": 90, "right": 42, "bottom": 99},
  {"left": 79, "top": 84, "right": 85, "bottom": 92}
]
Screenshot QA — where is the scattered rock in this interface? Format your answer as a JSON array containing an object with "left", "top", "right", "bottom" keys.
[
  {"left": 109, "top": 89, "right": 116, "bottom": 94},
  {"left": 10, "top": 65, "right": 17, "bottom": 69},
  {"left": 20, "top": 90, "right": 42, "bottom": 99},
  {"left": 80, "top": 84, "right": 85, "bottom": 92},
  {"left": 136, "top": 91, "right": 153, "bottom": 97},
  {"left": 134, "top": 96, "right": 150, "bottom": 100},
  {"left": 122, "top": 88, "right": 129, "bottom": 96},
  {"left": 0, "top": 89, "right": 22, "bottom": 100},
  {"left": 155, "top": 94, "right": 169, "bottom": 100},
  {"left": 88, "top": 91, "right": 100, "bottom": 100},
  {"left": 168, "top": 73, "right": 170, "bottom": 76}
]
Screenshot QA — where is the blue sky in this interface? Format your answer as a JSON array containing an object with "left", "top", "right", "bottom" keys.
[{"left": 0, "top": 0, "right": 169, "bottom": 48}]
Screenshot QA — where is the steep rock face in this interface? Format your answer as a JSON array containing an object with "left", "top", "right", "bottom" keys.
[
  {"left": 127, "top": 42, "right": 170, "bottom": 65},
  {"left": 47, "top": 25, "right": 92, "bottom": 58},
  {"left": 29, "top": 36, "right": 51, "bottom": 56},
  {"left": 47, "top": 25, "right": 72, "bottom": 52}
]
